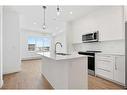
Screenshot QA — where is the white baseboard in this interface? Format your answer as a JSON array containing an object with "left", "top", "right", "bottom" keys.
[
  {"left": 21, "top": 57, "right": 41, "bottom": 61},
  {"left": 3, "top": 67, "right": 21, "bottom": 75},
  {"left": 0, "top": 79, "right": 3, "bottom": 88}
]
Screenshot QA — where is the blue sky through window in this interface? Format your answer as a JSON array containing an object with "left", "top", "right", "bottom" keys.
[{"left": 28, "top": 36, "right": 51, "bottom": 47}]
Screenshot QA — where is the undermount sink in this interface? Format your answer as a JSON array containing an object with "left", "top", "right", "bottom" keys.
[{"left": 56, "top": 53, "right": 71, "bottom": 56}]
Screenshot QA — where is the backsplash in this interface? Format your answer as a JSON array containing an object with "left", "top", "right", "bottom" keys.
[{"left": 72, "top": 40, "right": 125, "bottom": 55}]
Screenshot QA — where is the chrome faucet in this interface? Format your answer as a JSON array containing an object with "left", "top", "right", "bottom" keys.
[{"left": 55, "top": 42, "right": 62, "bottom": 54}]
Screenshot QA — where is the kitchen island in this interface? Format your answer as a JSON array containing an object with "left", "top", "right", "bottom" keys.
[{"left": 38, "top": 52, "right": 88, "bottom": 89}]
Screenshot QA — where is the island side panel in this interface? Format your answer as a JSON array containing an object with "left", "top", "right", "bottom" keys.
[
  {"left": 68, "top": 57, "right": 88, "bottom": 89},
  {"left": 41, "top": 56, "right": 69, "bottom": 89}
]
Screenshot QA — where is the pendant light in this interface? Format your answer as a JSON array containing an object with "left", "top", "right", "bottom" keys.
[
  {"left": 57, "top": 5, "right": 60, "bottom": 16},
  {"left": 42, "top": 6, "right": 47, "bottom": 30}
]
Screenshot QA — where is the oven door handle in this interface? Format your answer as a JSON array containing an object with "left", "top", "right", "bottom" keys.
[{"left": 87, "top": 55, "right": 94, "bottom": 58}]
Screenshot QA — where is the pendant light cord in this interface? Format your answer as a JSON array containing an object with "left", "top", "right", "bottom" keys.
[
  {"left": 43, "top": 6, "right": 45, "bottom": 25},
  {"left": 42, "top": 6, "right": 46, "bottom": 29}
]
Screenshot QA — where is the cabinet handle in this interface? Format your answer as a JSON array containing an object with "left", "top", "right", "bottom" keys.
[
  {"left": 104, "top": 56, "right": 110, "bottom": 57},
  {"left": 99, "top": 60, "right": 111, "bottom": 62},
  {"left": 92, "top": 34, "right": 94, "bottom": 39},
  {"left": 88, "top": 55, "right": 94, "bottom": 58},
  {"left": 115, "top": 63, "right": 117, "bottom": 70},
  {"left": 97, "top": 68, "right": 111, "bottom": 72}
]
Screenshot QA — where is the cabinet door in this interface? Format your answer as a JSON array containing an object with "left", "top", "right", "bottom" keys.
[
  {"left": 96, "top": 68, "right": 113, "bottom": 80},
  {"left": 95, "top": 54, "right": 114, "bottom": 80},
  {"left": 114, "top": 56, "right": 125, "bottom": 85}
]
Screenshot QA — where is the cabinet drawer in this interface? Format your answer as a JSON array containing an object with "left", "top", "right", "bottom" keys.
[
  {"left": 96, "top": 60, "right": 113, "bottom": 71},
  {"left": 96, "top": 68, "right": 113, "bottom": 80},
  {"left": 96, "top": 55, "right": 114, "bottom": 61}
]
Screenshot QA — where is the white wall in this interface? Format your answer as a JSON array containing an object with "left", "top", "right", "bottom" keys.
[
  {"left": 124, "top": 6, "right": 127, "bottom": 22},
  {"left": 3, "top": 7, "right": 21, "bottom": 74},
  {"left": 20, "top": 29, "right": 52, "bottom": 60},
  {"left": 0, "top": 6, "right": 3, "bottom": 87},
  {"left": 53, "top": 32, "right": 67, "bottom": 53},
  {"left": 52, "top": 22, "right": 68, "bottom": 54},
  {"left": 71, "top": 6, "right": 124, "bottom": 43},
  {"left": 66, "top": 22, "right": 73, "bottom": 54}
]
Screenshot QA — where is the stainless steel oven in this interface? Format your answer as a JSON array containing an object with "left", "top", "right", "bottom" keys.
[
  {"left": 78, "top": 51, "right": 101, "bottom": 76},
  {"left": 82, "top": 31, "right": 99, "bottom": 43}
]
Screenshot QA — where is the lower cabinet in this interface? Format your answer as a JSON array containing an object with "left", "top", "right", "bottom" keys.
[
  {"left": 95, "top": 54, "right": 125, "bottom": 86},
  {"left": 114, "top": 56, "right": 125, "bottom": 85}
]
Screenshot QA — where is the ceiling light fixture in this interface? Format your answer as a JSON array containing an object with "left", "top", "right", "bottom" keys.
[
  {"left": 70, "top": 11, "right": 73, "bottom": 15},
  {"left": 57, "top": 5, "right": 60, "bottom": 16},
  {"left": 42, "top": 6, "right": 47, "bottom": 30},
  {"left": 33, "top": 22, "right": 37, "bottom": 25}
]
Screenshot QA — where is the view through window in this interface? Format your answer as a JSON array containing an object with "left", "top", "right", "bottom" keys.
[{"left": 28, "top": 36, "right": 51, "bottom": 52}]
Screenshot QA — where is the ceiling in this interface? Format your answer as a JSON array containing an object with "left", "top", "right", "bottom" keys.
[{"left": 7, "top": 6, "right": 101, "bottom": 34}]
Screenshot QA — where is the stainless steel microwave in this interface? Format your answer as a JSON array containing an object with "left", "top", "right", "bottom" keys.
[{"left": 82, "top": 31, "right": 99, "bottom": 43}]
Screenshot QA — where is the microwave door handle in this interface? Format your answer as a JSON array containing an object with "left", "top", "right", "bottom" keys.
[{"left": 92, "top": 34, "right": 94, "bottom": 39}]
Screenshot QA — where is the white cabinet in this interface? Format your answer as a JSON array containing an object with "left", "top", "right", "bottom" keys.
[
  {"left": 95, "top": 54, "right": 114, "bottom": 80},
  {"left": 114, "top": 55, "right": 125, "bottom": 85},
  {"left": 71, "top": 7, "right": 124, "bottom": 43},
  {"left": 3, "top": 8, "right": 21, "bottom": 74},
  {"left": 95, "top": 54, "right": 125, "bottom": 85},
  {"left": 98, "top": 7, "right": 124, "bottom": 41}
]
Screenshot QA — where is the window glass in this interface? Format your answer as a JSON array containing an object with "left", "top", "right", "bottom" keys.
[
  {"left": 43, "top": 37, "right": 51, "bottom": 47},
  {"left": 28, "top": 37, "right": 36, "bottom": 44},
  {"left": 36, "top": 37, "right": 43, "bottom": 47},
  {"left": 28, "top": 36, "right": 51, "bottom": 52}
]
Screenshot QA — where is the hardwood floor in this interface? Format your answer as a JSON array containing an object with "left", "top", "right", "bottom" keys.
[
  {"left": 1, "top": 59, "right": 124, "bottom": 89},
  {"left": 2, "top": 60, "right": 53, "bottom": 89},
  {"left": 88, "top": 75, "right": 124, "bottom": 89}
]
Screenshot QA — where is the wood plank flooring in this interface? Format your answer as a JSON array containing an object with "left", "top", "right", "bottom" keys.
[
  {"left": 2, "top": 60, "right": 53, "bottom": 89},
  {"left": 88, "top": 75, "right": 124, "bottom": 89},
  {"left": 1, "top": 59, "right": 124, "bottom": 89}
]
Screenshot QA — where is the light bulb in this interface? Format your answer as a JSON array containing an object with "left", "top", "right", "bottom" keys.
[
  {"left": 57, "top": 6, "right": 60, "bottom": 16},
  {"left": 42, "top": 24, "right": 46, "bottom": 30},
  {"left": 57, "top": 11, "right": 60, "bottom": 16},
  {"left": 70, "top": 11, "right": 73, "bottom": 15}
]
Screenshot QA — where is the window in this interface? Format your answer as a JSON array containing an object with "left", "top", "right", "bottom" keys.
[{"left": 28, "top": 36, "right": 51, "bottom": 52}]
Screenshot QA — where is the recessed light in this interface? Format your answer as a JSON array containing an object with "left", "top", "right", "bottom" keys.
[
  {"left": 33, "top": 22, "right": 37, "bottom": 25},
  {"left": 56, "top": 27, "right": 58, "bottom": 30},
  {"left": 69, "top": 11, "right": 73, "bottom": 15}
]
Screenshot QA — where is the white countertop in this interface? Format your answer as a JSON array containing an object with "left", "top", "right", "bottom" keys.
[
  {"left": 95, "top": 52, "right": 125, "bottom": 56},
  {"left": 37, "top": 52, "right": 87, "bottom": 60},
  {"left": 77, "top": 51, "right": 125, "bottom": 56}
]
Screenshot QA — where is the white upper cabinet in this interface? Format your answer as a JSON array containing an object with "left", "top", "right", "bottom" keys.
[{"left": 72, "top": 7, "right": 124, "bottom": 43}]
